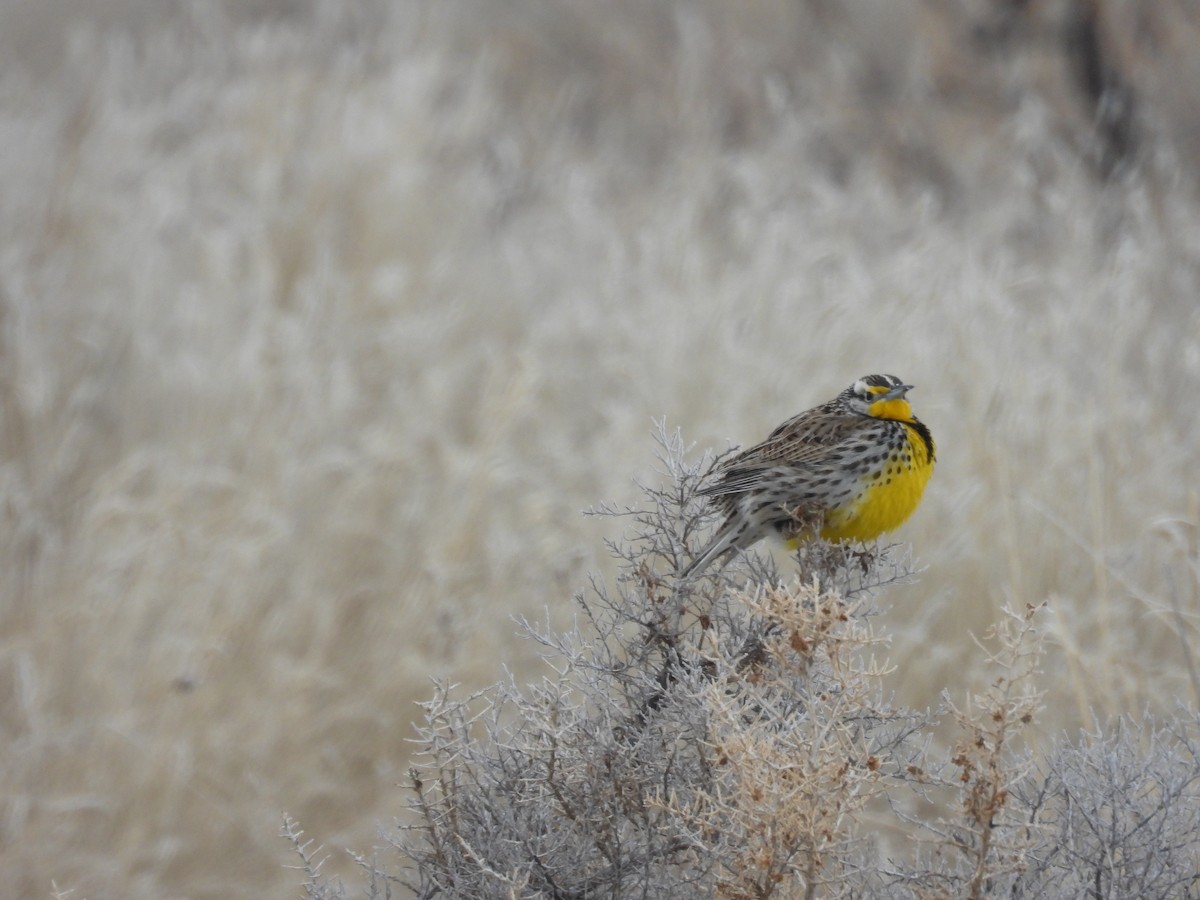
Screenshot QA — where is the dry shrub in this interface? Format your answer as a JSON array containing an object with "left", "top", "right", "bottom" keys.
[{"left": 287, "top": 427, "right": 1200, "bottom": 898}]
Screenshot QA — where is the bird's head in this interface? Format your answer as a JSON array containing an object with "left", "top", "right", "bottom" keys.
[{"left": 841, "top": 374, "right": 915, "bottom": 421}]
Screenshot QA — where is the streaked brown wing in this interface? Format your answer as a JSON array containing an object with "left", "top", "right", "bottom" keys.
[{"left": 698, "top": 410, "right": 863, "bottom": 498}]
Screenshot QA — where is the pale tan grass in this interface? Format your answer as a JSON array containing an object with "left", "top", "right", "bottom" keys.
[{"left": 1, "top": 0, "right": 1199, "bottom": 896}]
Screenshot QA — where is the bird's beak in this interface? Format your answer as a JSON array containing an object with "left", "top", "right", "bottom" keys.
[{"left": 879, "top": 384, "right": 914, "bottom": 402}]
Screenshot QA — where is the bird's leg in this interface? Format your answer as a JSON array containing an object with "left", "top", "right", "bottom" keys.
[{"left": 781, "top": 506, "right": 822, "bottom": 543}]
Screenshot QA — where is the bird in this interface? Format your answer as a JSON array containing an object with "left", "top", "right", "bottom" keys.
[{"left": 679, "top": 374, "right": 935, "bottom": 581}]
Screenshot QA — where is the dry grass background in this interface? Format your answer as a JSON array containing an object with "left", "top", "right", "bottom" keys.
[{"left": 2, "top": 0, "right": 1199, "bottom": 896}]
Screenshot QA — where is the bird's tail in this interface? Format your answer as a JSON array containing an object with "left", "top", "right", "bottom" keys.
[{"left": 678, "top": 519, "right": 743, "bottom": 583}]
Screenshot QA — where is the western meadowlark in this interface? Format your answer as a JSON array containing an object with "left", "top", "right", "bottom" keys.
[{"left": 680, "top": 374, "right": 935, "bottom": 580}]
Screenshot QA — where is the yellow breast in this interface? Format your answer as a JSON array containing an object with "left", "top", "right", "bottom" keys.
[{"left": 819, "top": 423, "right": 935, "bottom": 542}]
